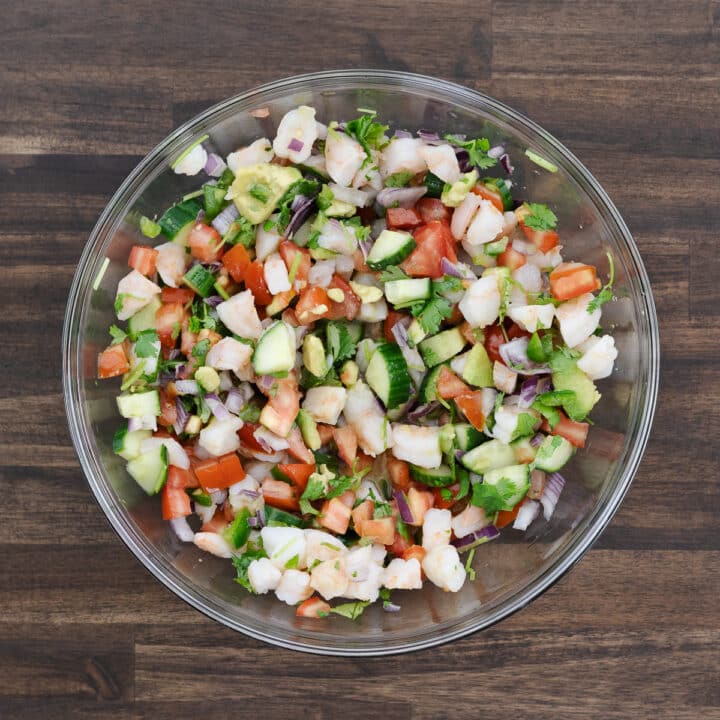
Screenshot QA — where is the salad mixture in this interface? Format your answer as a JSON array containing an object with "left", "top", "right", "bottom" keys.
[{"left": 97, "top": 105, "right": 617, "bottom": 619}]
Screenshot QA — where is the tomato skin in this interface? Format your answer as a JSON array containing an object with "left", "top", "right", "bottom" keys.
[
  {"left": 549, "top": 263, "right": 600, "bottom": 301},
  {"left": 325, "top": 275, "right": 360, "bottom": 321},
  {"left": 497, "top": 247, "right": 527, "bottom": 270},
  {"left": 155, "top": 302, "right": 185, "bottom": 348},
  {"left": 402, "top": 220, "right": 455, "bottom": 278},
  {"left": 296, "top": 596, "right": 331, "bottom": 618},
  {"left": 496, "top": 498, "right": 527, "bottom": 529},
  {"left": 437, "top": 366, "right": 471, "bottom": 399},
  {"left": 276, "top": 463, "right": 315, "bottom": 494},
  {"left": 161, "top": 287, "right": 195, "bottom": 304},
  {"left": 128, "top": 245, "right": 159, "bottom": 276},
  {"left": 472, "top": 184, "right": 504, "bottom": 213},
  {"left": 295, "top": 286, "right": 331, "bottom": 324},
  {"left": 279, "top": 240, "right": 311, "bottom": 285},
  {"left": 384, "top": 310, "right": 407, "bottom": 343},
  {"left": 161, "top": 466, "right": 196, "bottom": 520},
  {"left": 188, "top": 223, "right": 224, "bottom": 263},
  {"left": 221, "top": 243, "right": 252, "bottom": 283},
  {"left": 416, "top": 198, "right": 451, "bottom": 223},
  {"left": 262, "top": 477, "right": 300, "bottom": 512},
  {"left": 157, "top": 388, "right": 177, "bottom": 428},
  {"left": 319, "top": 497, "right": 352, "bottom": 534},
  {"left": 259, "top": 374, "right": 300, "bottom": 438},
  {"left": 387, "top": 456, "right": 411, "bottom": 491},
  {"left": 386, "top": 207, "right": 423, "bottom": 230},
  {"left": 541, "top": 411, "right": 589, "bottom": 448},
  {"left": 388, "top": 530, "right": 412, "bottom": 557},
  {"left": 244, "top": 260, "right": 273, "bottom": 305},
  {"left": 519, "top": 221, "right": 559, "bottom": 253},
  {"left": 97, "top": 343, "right": 130, "bottom": 379},
  {"left": 332, "top": 426, "right": 358, "bottom": 468},
  {"left": 358, "top": 516, "right": 395, "bottom": 545},
  {"left": 351, "top": 499, "right": 374, "bottom": 531},
  {"left": 455, "top": 391, "right": 486, "bottom": 431}
]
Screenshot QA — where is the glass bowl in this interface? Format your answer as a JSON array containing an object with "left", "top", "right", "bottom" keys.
[{"left": 63, "top": 70, "right": 659, "bottom": 655}]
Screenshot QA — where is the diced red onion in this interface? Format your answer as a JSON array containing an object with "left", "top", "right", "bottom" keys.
[
  {"left": 518, "top": 376, "right": 552, "bottom": 408},
  {"left": 204, "top": 393, "right": 232, "bottom": 421},
  {"left": 174, "top": 363, "right": 186, "bottom": 379},
  {"left": 394, "top": 490, "right": 415, "bottom": 524},
  {"left": 469, "top": 472, "right": 483, "bottom": 485},
  {"left": 204, "top": 152, "right": 227, "bottom": 178},
  {"left": 247, "top": 515, "right": 260, "bottom": 528},
  {"left": 440, "top": 257, "right": 476, "bottom": 280},
  {"left": 288, "top": 138, "right": 304, "bottom": 152},
  {"left": 286, "top": 195, "right": 316, "bottom": 238},
  {"left": 513, "top": 500, "right": 540, "bottom": 530},
  {"left": 237, "top": 488, "right": 261, "bottom": 500},
  {"left": 174, "top": 397, "right": 189, "bottom": 435},
  {"left": 487, "top": 145, "right": 505, "bottom": 159},
  {"left": 393, "top": 129, "right": 412, "bottom": 139},
  {"left": 256, "top": 375, "right": 276, "bottom": 391},
  {"left": 500, "top": 153, "right": 514, "bottom": 174},
  {"left": 253, "top": 426, "right": 289, "bottom": 452},
  {"left": 407, "top": 402, "right": 440, "bottom": 421},
  {"left": 383, "top": 601, "right": 402, "bottom": 613},
  {"left": 498, "top": 337, "right": 550, "bottom": 376},
  {"left": 196, "top": 208, "right": 205, "bottom": 222},
  {"left": 359, "top": 239, "right": 372, "bottom": 260},
  {"left": 455, "top": 449, "right": 466, "bottom": 463},
  {"left": 541, "top": 473, "right": 566, "bottom": 521},
  {"left": 168, "top": 348, "right": 182, "bottom": 360},
  {"left": 169, "top": 517, "right": 195, "bottom": 542},
  {"left": 530, "top": 433, "right": 545, "bottom": 447},
  {"left": 224, "top": 387, "right": 245, "bottom": 415},
  {"left": 455, "top": 148, "right": 472, "bottom": 173},
  {"left": 451, "top": 524, "right": 500, "bottom": 551},
  {"left": 211, "top": 202, "right": 240, "bottom": 235},
  {"left": 417, "top": 129, "right": 444, "bottom": 145},
  {"left": 175, "top": 379, "right": 200, "bottom": 395},
  {"left": 203, "top": 295, "right": 224, "bottom": 308},
  {"left": 376, "top": 186, "right": 427, "bottom": 208}
]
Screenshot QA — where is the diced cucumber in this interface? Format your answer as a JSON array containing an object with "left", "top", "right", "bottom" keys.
[
  {"left": 183, "top": 264, "right": 215, "bottom": 298},
  {"left": 454, "top": 423, "right": 485, "bottom": 451},
  {"left": 116, "top": 390, "right": 161, "bottom": 419},
  {"left": 407, "top": 318, "right": 427, "bottom": 347},
  {"left": 112, "top": 425, "right": 152, "bottom": 460},
  {"left": 409, "top": 464, "right": 455, "bottom": 487},
  {"left": 158, "top": 200, "right": 202, "bottom": 244},
  {"left": 203, "top": 183, "right": 227, "bottom": 221},
  {"left": 482, "top": 464, "right": 530, "bottom": 508},
  {"left": 419, "top": 327, "right": 466, "bottom": 367},
  {"left": 365, "top": 343, "right": 412, "bottom": 410},
  {"left": 484, "top": 236, "right": 509, "bottom": 257},
  {"left": 384, "top": 278, "right": 431, "bottom": 306},
  {"left": 460, "top": 439, "right": 516, "bottom": 474},
  {"left": 511, "top": 437, "right": 538, "bottom": 464},
  {"left": 126, "top": 444, "right": 168, "bottom": 495},
  {"left": 366, "top": 229, "right": 416, "bottom": 269},
  {"left": 551, "top": 362, "right": 601, "bottom": 422},
  {"left": 461, "top": 343, "right": 493, "bottom": 387},
  {"left": 424, "top": 171, "right": 444, "bottom": 198},
  {"left": 533, "top": 435, "right": 575, "bottom": 472},
  {"left": 265, "top": 506, "right": 307, "bottom": 528},
  {"left": 252, "top": 321, "right": 296, "bottom": 375},
  {"left": 127, "top": 296, "right": 161, "bottom": 340},
  {"left": 417, "top": 363, "right": 445, "bottom": 404},
  {"left": 482, "top": 177, "right": 514, "bottom": 211}
]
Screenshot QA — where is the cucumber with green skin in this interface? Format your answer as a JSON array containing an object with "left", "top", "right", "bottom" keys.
[
  {"left": 366, "top": 343, "right": 412, "bottom": 410},
  {"left": 159, "top": 200, "right": 202, "bottom": 244},
  {"left": 385, "top": 278, "right": 432, "bottom": 306},
  {"left": 454, "top": 423, "right": 486, "bottom": 451},
  {"left": 116, "top": 390, "right": 160, "bottom": 419},
  {"left": 113, "top": 426, "right": 152, "bottom": 460},
  {"left": 366, "top": 230, "right": 416, "bottom": 269},
  {"left": 127, "top": 297, "right": 162, "bottom": 340},
  {"left": 533, "top": 434, "right": 574, "bottom": 472},
  {"left": 183, "top": 264, "right": 215, "bottom": 298},
  {"left": 419, "top": 327, "right": 466, "bottom": 367},
  {"left": 409, "top": 464, "right": 455, "bottom": 487},
  {"left": 418, "top": 363, "right": 445, "bottom": 404},
  {"left": 460, "top": 439, "right": 516, "bottom": 474},
  {"left": 126, "top": 444, "right": 168, "bottom": 495}
]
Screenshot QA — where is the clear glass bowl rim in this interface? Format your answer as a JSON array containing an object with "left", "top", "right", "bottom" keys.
[{"left": 63, "top": 69, "right": 660, "bottom": 655}]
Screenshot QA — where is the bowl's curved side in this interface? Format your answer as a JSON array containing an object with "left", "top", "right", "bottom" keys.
[{"left": 63, "top": 70, "right": 659, "bottom": 655}]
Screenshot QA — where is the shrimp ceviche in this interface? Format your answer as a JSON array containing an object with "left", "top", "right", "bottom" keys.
[{"left": 97, "top": 104, "right": 617, "bottom": 620}]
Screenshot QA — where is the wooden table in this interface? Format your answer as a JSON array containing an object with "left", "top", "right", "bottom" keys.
[{"left": 2, "top": 1, "right": 718, "bottom": 717}]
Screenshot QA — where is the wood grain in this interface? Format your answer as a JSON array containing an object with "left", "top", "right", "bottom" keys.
[{"left": 2, "top": 1, "right": 719, "bottom": 718}]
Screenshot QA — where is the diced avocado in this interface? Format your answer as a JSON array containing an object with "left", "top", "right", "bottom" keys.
[
  {"left": 461, "top": 343, "right": 493, "bottom": 387},
  {"left": 303, "top": 335, "right": 328, "bottom": 378},
  {"left": 195, "top": 366, "right": 220, "bottom": 393},
  {"left": 406, "top": 318, "right": 427, "bottom": 347},
  {"left": 309, "top": 246, "right": 338, "bottom": 261},
  {"left": 551, "top": 357, "right": 601, "bottom": 422},
  {"left": 296, "top": 409, "right": 321, "bottom": 451},
  {"left": 485, "top": 236, "right": 509, "bottom": 257},
  {"left": 339, "top": 360, "right": 359, "bottom": 387},
  {"left": 441, "top": 170, "right": 478, "bottom": 207},
  {"left": 229, "top": 163, "right": 302, "bottom": 224},
  {"left": 326, "top": 198, "right": 355, "bottom": 217}
]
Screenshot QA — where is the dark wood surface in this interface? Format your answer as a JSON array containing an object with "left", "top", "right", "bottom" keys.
[{"left": 2, "top": 1, "right": 719, "bottom": 718}]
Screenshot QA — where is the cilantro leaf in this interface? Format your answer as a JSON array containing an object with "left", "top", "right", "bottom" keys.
[
  {"left": 384, "top": 171, "right": 413, "bottom": 188},
  {"left": 587, "top": 252, "right": 615, "bottom": 314},
  {"left": 109, "top": 325, "right": 127, "bottom": 345},
  {"left": 470, "top": 476, "right": 519, "bottom": 514},
  {"left": 300, "top": 366, "right": 342, "bottom": 389},
  {"left": 326, "top": 321, "right": 357, "bottom": 364},
  {"left": 379, "top": 265, "right": 409, "bottom": 283},
  {"left": 432, "top": 276, "right": 464, "bottom": 295},
  {"left": 345, "top": 114, "right": 389, "bottom": 159},
  {"left": 511, "top": 412, "right": 540, "bottom": 441},
  {"left": 531, "top": 399, "right": 560, "bottom": 428},
  {"left": 237, "top": 402, "right": 261, "bottom": 423},
  {"left": 444, "top": 135, "right": 497, "bottom": 170},
  {"left": 522, "top": 203, "right": 557, "bottom": 232},
  {"left": 134, "top": 330, "right": 159, "bottom": 357},
  {"left": 276, "top": 178, "right": 320, "bottom": 233},
  {"left": 224, "top": 216, "right": 256, "bottom": 248},
  {"left": 232, "top": 542, "right": 267, "bottom": 593},
  {"left": 317, "top": 184, "right": 334, "bottom": 212},
  {"left": 330, "top": 601, "right": 371, "bottom": 620},
  {"left": 413, "top": 295, "right": 453, "bottom": 335},
  {"left": 372, "top": 501, "right": 393, "bottom": 519},
  {"left": 191, "top": 338, "right": 211, "bottom": 364}
]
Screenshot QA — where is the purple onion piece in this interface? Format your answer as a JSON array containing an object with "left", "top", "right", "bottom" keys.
[
  {"left": 487, "top": 145, "right": 505, "bottom": 159},
  {"left": 469, "top": 473, "right": 483, "bottom": 485},
  {"left": 417, "top": 129, "right": 443, "bottom": 144},
  {"left": 224, "top": 387, "right": 245, "bottom": 415},
  {"left": 285, "top": 195, "right": 316, "bottom": 238},
  {"left": 288, "top": 138, "right": 304, "bottom": 152},
  {"left": 407, "top": 402, "right": 440, "bottom": 421},
  {"left": 127, "top": 416, "right": 142, "bottom": 433},
  {"left": 205, "top": 393, "right": 232, "bottom": 421},
  {"left": 196, "top": 208, "right": 205, "bottom": 222},
  {"left": 238, "top": 488, "right": 261, "bottom": 500},
  {"left": 174, "top": 379, "right": 199, "bottom": 395},
  {"left": 174, "top": 397, "right": 189, "bottom": 435},
  {"left": 247, "top": 515, "right": 260, "bottom": 528},
  {"left": 518, "top": 376, "right": 551, "bottom": 408},
  {"left": 211, "top": 203, "right": 240, "bottom": 236},
  {"left": 376, "top": 186, "right": 427, "bottom": 209},
  {"left": 541, "top": 473, "right": 566, "bottom": 521},
  {"left": 168, "top": 348, "right": 181, "bottom": 360},
  {"left": 359, "top": 238, "right": 372, "bottom": 260},
  {"left": 455, "top": 449, "right": 465, "bottom": 463},
  {"left": 201, "top": 261, "right": 222, "bottom": 272},
  {"left": 393, "top": 129, "right": 412, "bottom": 138},
  {"left": 203, "top": 294, "right": 224, "bottom": 308},
  {"left": 500, "top": 153, "right": 514, "bottom": 174},
  {"left": 440, "top": 257, "right": 463, "bottom": 278},
  {"left": 174, "top": 363, "right": 186, "bottom": 380},
  {"left": 498, "top": 337, "right": 550, "bottom": 375},
  {"left": 383, "top": 601, "right": 402, "bottom": 613},
  {"left": 451, "top": 525, "right": 500, "bottom": 551},
  {"left": 204, "top": 152, "right": 227, "bottom": 178},
  {"left": 257, "top": 375, "right": 275, "bottom": 391},
  {"left": 455, "top": 149, "right": 472, "bottom": 173},
  {"left": 393, "top": 490, "right": 415, "bottom": 524},
  {"left": 530, "top": 433, "right": 545, "bottom": 448}
]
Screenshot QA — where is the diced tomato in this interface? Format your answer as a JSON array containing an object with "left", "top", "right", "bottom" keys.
[
  {"left": 358, "top": 516, "right": 395, "bottom": 546},
  {"left": 333, "top": 426, "right": 358, "bottom": 468},
  {"left": 519, "top": 221, "right": 559, "bottom": 253},
  {"left": 354, "top": 452, "right": 375, "bottom": 473},
  {"left": 402, "top": 544, "right": 426, "bottom": 567},
  {"left": 459, "top": 321, "right": 478, "bottom": 346},
  {"left": 259, "top": 375, "right": 300, "bottom": 438},
  {"left": 386, "top": 207, "right": 423, "bottom": 230},
  {"left": 387, "top": 457, "right": 411, "bottom": 491},
  {"left": 188, "top": 223, "right": 224, "bottom": 263},
  {"left": 276, "top": 463, "right": 315, "bottom": 494},
  {"left": 157, "top": 388, "right": 177, "bottom": 428},
  {"left": 319, "top": 497, "right": 351, "bottom": 534},
  {"left": 279, "top": 240, "right": 311, "bottom": 286},
  {"left": 201, "top": 510, "right": 228, "bottom": 534},
  {"left": 388, "top": 530, "right": 412, "bottom": 557},
  {"left": 432, "top": 485, "right": 459, "bottom": 510},
  {"left": 402, "top": 220, "right": 455, "bottom": 278},
  {"left": 541, "top": 411, "right": 589, "bottom": 448},
  {"left": 97, "top": 343, "right": 129, "bottom": 379},
  {"left": 352, "top": 248, "right": 370, "bottom": 273},
  {"left": 155, "top": 302, "right": 185, "bottom": 348},
  {"left": 496, "top": 498, "right": 527, "bottom": 529},
  {"left": 262, "top": 477, "right": 300, "bottom": 512},
  {"left": 337, "top": 490, "right": 356, "bottom": 509},
  {"left": 194, "top": 453, "right": 245, "bottom": 491},
  {"left": 244, "top": 260, "right": 273, "bottom": 305},
  {"left": 128, "top": 244, "right": 159, "bottom": 276},
  {"left": 238, "top": 422, "right": 269, "bottom": 453},
  {"left": 416, "top": 198, "right": 451, "bottom": 223},
  {"left": 221, "top": 243, "right": 252, "bottom": 283},
  {"left": 447, "top": 303, "right": 463, "bottom": 326},
  {"left": 406, "top": 487, "right": 434, "bottom": 526},
  {"left": 286, "top": 427, "right": 314, "bottom": 463},
  {"left": 325, "top": 275, "right": 360, "bottom": 321},
  {"left": 471, "top": 184, "right": 504, "bottom": 213},
  {"left": 316, "top": 423, "right": 335, "bottom": 447},
  {"left": 161, "top": 466, "right": 195, "bottom": 520},
  {"left": 437, "top": 366, "right": 471, "bottom": 399},
  {"left": 351, "top": 499, "right": 374, "bottom": 532},
  {"left": 296, "top": 596, "right": 331, "bottom": 618},
  {"left": 161, "top": 287, "right": 195, "bottom": 304},
  {"left": 295, "top": 286, "right": 330, "bottom": 324},
  {"left": 549, "top": 263, "right": 600, "bottom": 301},
  {"left": 455, "top": 391, "right": 486, "bottom": 431},
  {"left": 384, "top": 310, "right": 408, "bottom": 343},
  {"left": 497, "top": 247, "right": 527, "bottom": 270},
  {"left": 484, "top": 322, "right": 529, "bottom": 363}
]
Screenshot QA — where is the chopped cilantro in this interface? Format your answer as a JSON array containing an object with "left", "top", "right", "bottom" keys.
[
  {"left": 522, "top": 203, "right": 557, "bottom": 232},
  {"left": 444, "top": 135, "right": 497, "bottom": 170},
  {"left": 531, "top": 399, "right": 560, "bottom": 428},
  {"left": 134, "top": 330, "right": 159, "bottom": 358},
  {"left": 465, "top": 548, "right": 477, "bottom": 581},
  {"left": 345, "top": 114, "right": 389, "bottom": 159},
  {"left": 587, "top": 252, "right": 615, "bottom": 314},
  {"left": 317, "top": 184, "right": 335, "bottom": 212},
  {"left": 224, "top": 216, "right": 256, "bottom": 248},
  {"left": 191, "top": 338, "right": 211, "bottom": 364},
  {"left": 248, "top": 182, "right": 271, "bottom": 203},
  {"left": 372, "top": 501, "right": 393, "bottom": 519},
  {"left": 384, "top": 171, "right": 413, "bottom": 187},
  {"left": 238, "top": 402, "right": 261, "bottom": 423},
  {"left": 232, "top": 542, "right": 267, "bottom": 593},
  {"left": 114, "top": 294, "right": 126, "bottom": 315},
  {"left": 471, "top": 476, "right": 519, "bottom": 514},
  {"left": 326, "top": 321, "right": 357, "bottom": 365},
  {"left": 379, "top": 265, "right": 409, "bottom": 283},
  {"left": 108, "top": 325, "right": 127, "bottom": 345},
  {"left": 276, "top": 178, "right": 320, "bottom": 232}
]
